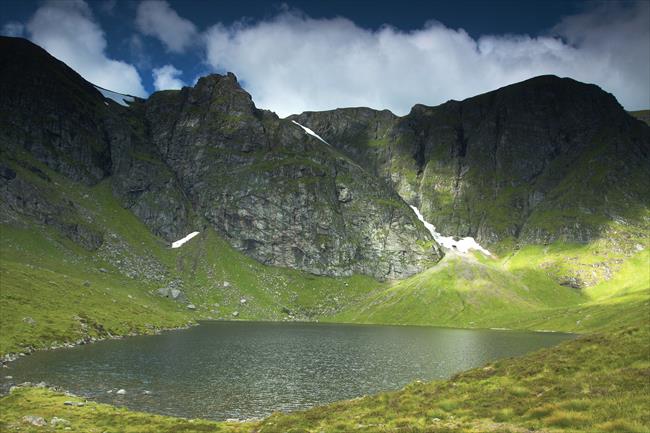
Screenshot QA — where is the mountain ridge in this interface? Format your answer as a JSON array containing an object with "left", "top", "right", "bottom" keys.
[
  {"left": 0, "top": 36, "right": 441, "bottom": 281},
  {"left": 2, "top": 35, "right": 648, "bottom": 285}
]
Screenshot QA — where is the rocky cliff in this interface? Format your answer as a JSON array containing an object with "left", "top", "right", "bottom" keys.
[
  {"left": 294, "top": 77, "right": 650, "bottom": 249},
  {"left": 2, "top": 36, "right": 648, "bottom": 281},
  {"left": 0, "top": 36, "right": 441, "bottom": 280}
]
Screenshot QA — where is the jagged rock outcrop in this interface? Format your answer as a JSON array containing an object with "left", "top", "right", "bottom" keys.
[
  {"left": 0, "top": 38, "right": 111, "bottom": 185},
  {"left": 141, "top": 74, "right": 439, "bottom": 278},
  {"left": 0, "top": 36, "right": 441, "bottom": 280},
  {"left": 0, "top": 37, "right": 192, "bottom": 242}
]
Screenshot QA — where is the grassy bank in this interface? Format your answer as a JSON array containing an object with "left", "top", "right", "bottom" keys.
[
  {"left": 1, "top": 319, "right": 648, "bottom": 432},
  {"left": 330, "top": 246, "right": 649, "bottom": 333}
]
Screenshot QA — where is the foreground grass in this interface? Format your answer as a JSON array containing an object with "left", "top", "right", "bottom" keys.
[{"left": 2, "top": 320, "right": 648, "bottom": 432}]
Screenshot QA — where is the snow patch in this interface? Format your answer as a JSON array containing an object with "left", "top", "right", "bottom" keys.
[
  {"left": 171, "top": 231, "right": 200, "bottom": 248},
  {"left": 94, "top": 85, "right": 135, "bottom": 107},
  {"left": 291, "top": 120, "right": 330, "bottom": 145},
  {"left": 410, "top": 205, "right": 491, "bottom": 256}
]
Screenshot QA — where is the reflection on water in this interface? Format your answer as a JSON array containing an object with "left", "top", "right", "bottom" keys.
[{"left": 1, "top": 321, "right": 572, "bottom": 421}]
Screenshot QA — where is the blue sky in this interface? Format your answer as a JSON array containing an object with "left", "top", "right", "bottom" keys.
[{"left": 2, "top": 0, "right": 649, "bottom": 116}]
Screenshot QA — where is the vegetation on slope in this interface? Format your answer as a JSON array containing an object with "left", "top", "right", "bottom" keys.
[
  {"left": 330, "top": 242, "right": 649, "bottom": 333},
  {"left": 329, "top": 251, "right": 584, "bottom": 329},
  {"left": 1, "top": 122, "right": 648, "bottom": 433},
  {"left": 2, "top": 320, "right": 648, "bottom": 432},
  {"left": 2, "top": 152, "right": 648, "bottom": 355},
  {"left": 630, "top": 109, "right": 650, "bottom": 126},
  {"left": 0, "top": 157, "right": 380, "bottom": 357}
]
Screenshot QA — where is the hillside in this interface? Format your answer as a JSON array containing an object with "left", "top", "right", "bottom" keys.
[
  {"left": 294, "top": 79, "right": 650, "bottom": 272},
  {"left": 0, "top": 36, "right": 440, "bottom": 282},
  {"left": 1, "top": 35, "right": 649, "bottom": 360}
]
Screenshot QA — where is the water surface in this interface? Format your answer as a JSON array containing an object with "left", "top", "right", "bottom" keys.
[{"left": 1, "top": 321, "right": 572, "bottom": 420}]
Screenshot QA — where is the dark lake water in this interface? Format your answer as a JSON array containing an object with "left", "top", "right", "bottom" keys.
[{"left": 1, "top": 321, "right": 572, "bottom": 421}]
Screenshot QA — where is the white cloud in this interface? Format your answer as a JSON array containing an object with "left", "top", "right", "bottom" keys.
[
  {"left": 136, "top": 0, "right": 197, "bottom": 53},
  {"left": 1, "top": 21, "right": 24, "bottom": 37},
  {"left": 152, "top": 64, "right": 186, "bottom": 90},
  {"left": 202, "top": 3, "right": 649, "bottom": 117},
  {"left": 26, "top": 0, "right": 146, "bottom": 96}
]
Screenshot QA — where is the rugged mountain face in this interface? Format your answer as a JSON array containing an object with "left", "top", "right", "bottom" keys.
[
  {"left": 294, "top": 77, "right": 650, "bottom": 249},
  {"left": 0, "top": 37, "right": 441, "bottom": 280},
  {"left": 2, "top": 36, "right": 648, "bottom": 281}
]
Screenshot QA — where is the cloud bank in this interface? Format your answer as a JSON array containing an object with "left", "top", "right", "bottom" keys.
[
  {"left": 4, "top": 1, "right": 648, "bottom": 115},
  {"left": 200, "top": 2, "right": 649, "bottom": 116},
  {"left": 25, "top": 0, "right": 146, "bottom": 96}
]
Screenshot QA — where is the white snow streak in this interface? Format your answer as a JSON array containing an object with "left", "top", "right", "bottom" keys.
[
  {"left": 94, "top": 85, "right": 135, "bottom": 107},
  {"left": 171, "top": 231, "right": 200, "bottom": 248},
  {"left": 291, "top": 120, "right": 330, "bottom": 145},
  {"left": 410, "top": 205, "right": 491, "bottom": 256}
]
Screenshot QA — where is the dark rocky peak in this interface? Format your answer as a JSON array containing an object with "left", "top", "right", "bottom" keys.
[
  {"left": 405, "top": 74, "right": 645, "bottom": 173},
  {"left": 409, "top": 75, "right": 626, "bottom": 126},
  {"left": 188, "top": 72, "right": 260, "bottom": 117},
  {"left": 0, "top": 37, "right": 95, "bottom": 97},
  {"left": 0, "top": 37, "right": 113, "bottom": 185}
]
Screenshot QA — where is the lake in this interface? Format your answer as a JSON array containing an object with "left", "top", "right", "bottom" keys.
[{"left": 0, "top": 321, "right": 572, "bottom": 421}]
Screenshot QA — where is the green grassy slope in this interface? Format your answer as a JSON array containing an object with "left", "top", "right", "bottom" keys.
[
  {"left": 0, "top": 229, "right": 191, "bottom": 356},
  {"left": 0, "top": 157, "right": 381, "bottom": 357},
  {"left": 630, "top": 109, "right": 650, "bottom": 125},
  {"left": 328, "top": 252, "right": 584, "bottom": 329},
  {"left": 1, "top": 139, "right": 649, "bottom": 433},
  {"left": 2, "top": 152, "right": 648, "bottom": 355},
  {"left": 330, "top": 243, "right": 649, "bottom": 333}
]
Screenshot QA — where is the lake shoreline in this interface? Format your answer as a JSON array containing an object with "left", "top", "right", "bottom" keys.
[
  {"left": 2, "top": 317, "right": 576, "bottom": 367},
  {"left": 0, "top": 321, "right": 198, "bottom": 368},
  {"left": 3, "top": 324, "right": 646, "bottom": 433},
  {"left": 1, "top": 321, "right": 574, "bottom": 421}
]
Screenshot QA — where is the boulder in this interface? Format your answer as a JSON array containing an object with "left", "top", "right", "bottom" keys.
[
  {"left": 22, "top": 416, "right": 46, "bottom": 427},
  {"left": 50, "top": 417, "right": 70, "bottom": 427}
]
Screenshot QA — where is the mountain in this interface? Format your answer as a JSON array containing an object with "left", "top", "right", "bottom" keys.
[
  {"left": 293, "top": 76, "right": 650, "bottom": 251},
  {"left": 0, "top": 36, "right": 648, "bottom": 357},
  {"left": 0, "top": 36, "right": 440, "bottom": 281}
]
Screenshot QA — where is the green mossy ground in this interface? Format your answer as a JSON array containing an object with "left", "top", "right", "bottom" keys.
[{"left": 330, "top": 246, "right": 649, "bottom": 333}]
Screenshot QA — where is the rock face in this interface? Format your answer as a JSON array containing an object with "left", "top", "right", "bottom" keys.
[
  {"left": 0, "top": 36, "right": 440, "bottom": 280},
  {"left": 141, "top": 74, "right": 440, "bottom": 278},
  {"left": 294, "top": 76, "right": 650, "bottom": 247},
  {"left": 2, "top": 35, "right": 647, "bottom": 279}
]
